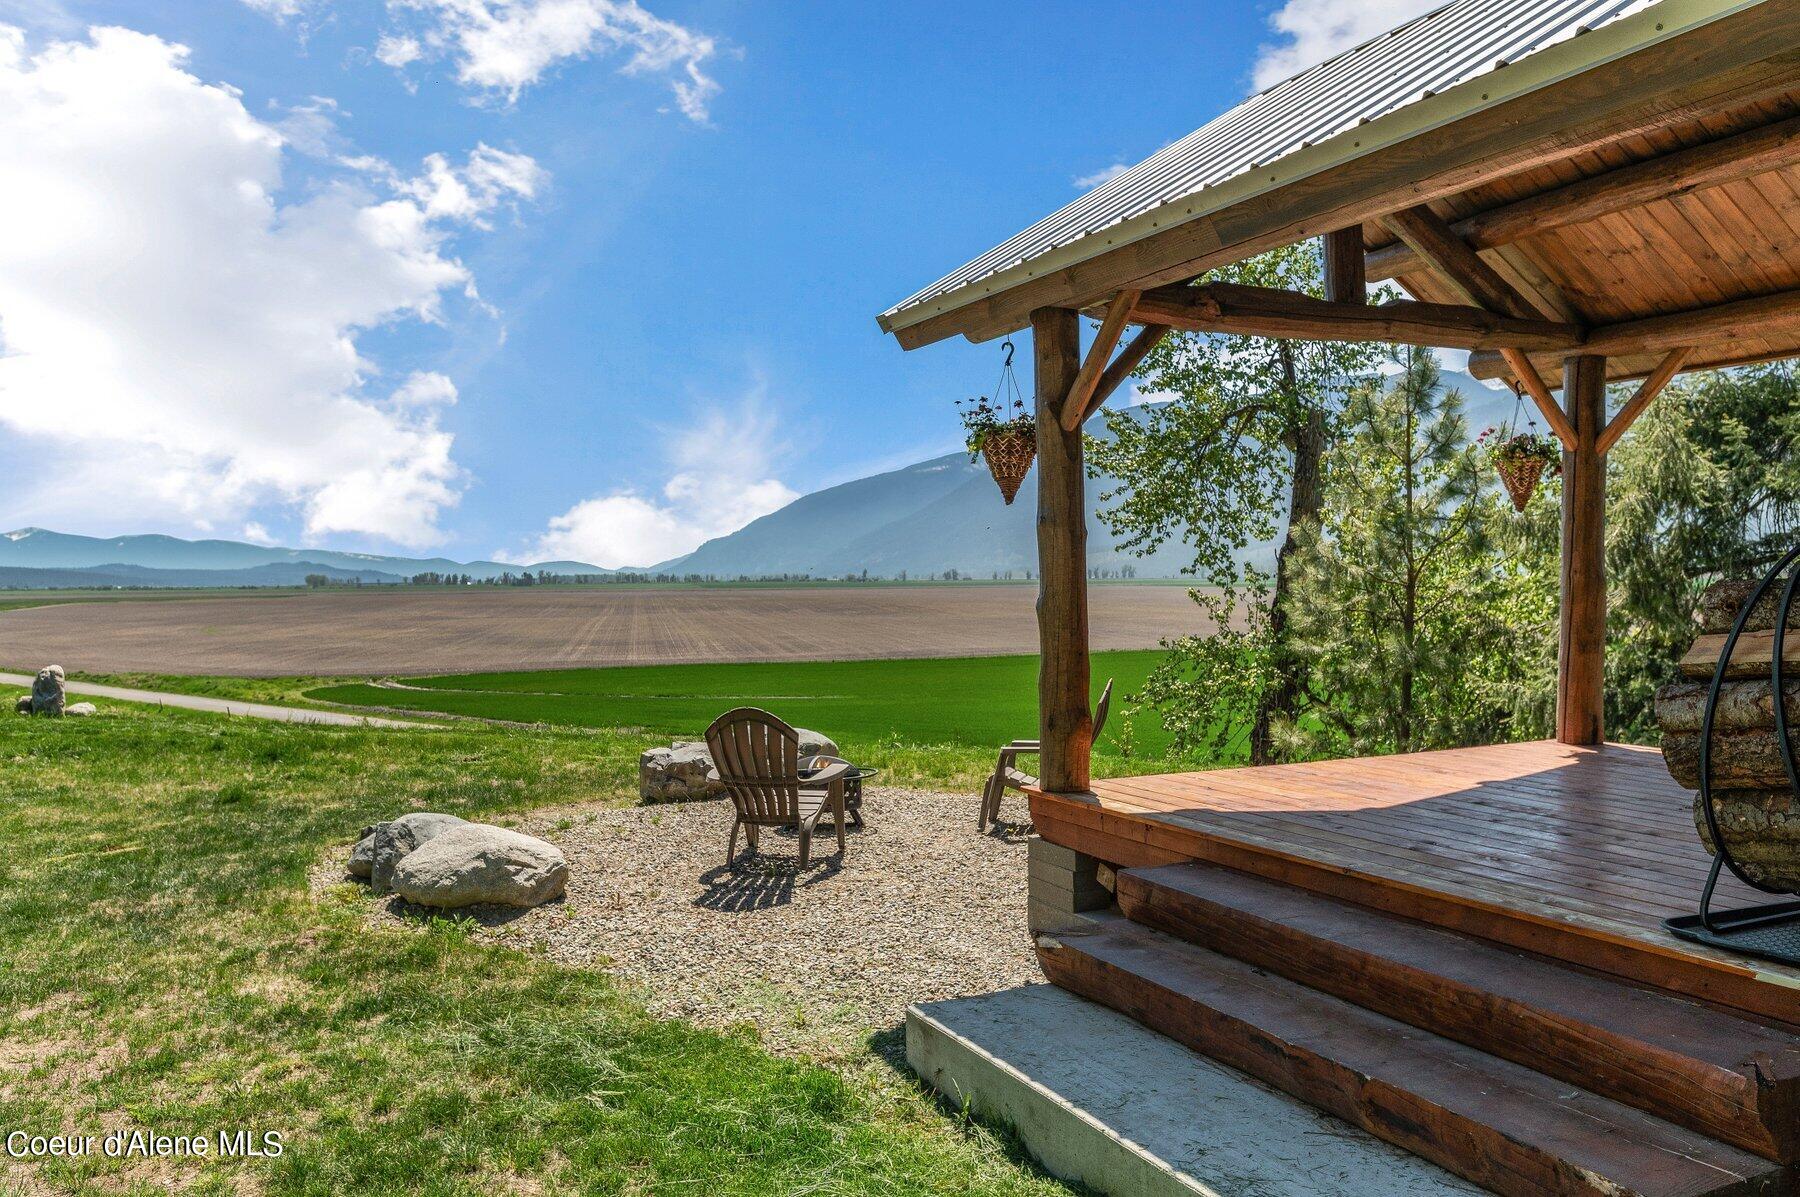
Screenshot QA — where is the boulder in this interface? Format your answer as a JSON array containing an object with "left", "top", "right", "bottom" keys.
[
  {"left": 390, "top": 824, "right": 568, "bottom": 909},
  {"left": 30, "top": 666, "right": 64, "bottom": 717},
  {"left": 352, "top": 812, "right": 469, "bottom": 892},
  {"left": 65, "top": 702, "right": 96, "bottom": 717},
  {"left": 637, "top": 728, "right": 840, "bottom": 802},
  {"left": 638, "top": 742, "right": 724, "bottom": 802},
  {"left": 13, "top": 695, "right": 29, "bottom": 716}
]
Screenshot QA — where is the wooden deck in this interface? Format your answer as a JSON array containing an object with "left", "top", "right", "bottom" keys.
[{"left": 1029, "top": 740, "right": 1800, "bottom": 1025}]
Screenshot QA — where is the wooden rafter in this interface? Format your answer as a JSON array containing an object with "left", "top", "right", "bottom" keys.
[
  {"left": 1061, "top": 290, "right": 1140, "bottom": 431},
  {"left": 1131, "top": 283, "right": 1583, "bottom": 352},
  {"left": 1380, "top": 204, "right": 1578, "bottom": 446},
  {"left": 1595, "top": 348, "right": 1691, "bottom": 456},
  {"left": 1366, "top": 113, "right": 1800, "bottom": 283}
]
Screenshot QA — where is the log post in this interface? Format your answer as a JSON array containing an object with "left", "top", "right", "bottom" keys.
[
  {"left": 1558, "top": 355, "right": 1608, "bottom": 746},
  {"left": 1033, "top": 306, "right": 1092, "bottom": 792},
  {"left": 1322, "top": 227, "right": 1366, "bottom": 304}
]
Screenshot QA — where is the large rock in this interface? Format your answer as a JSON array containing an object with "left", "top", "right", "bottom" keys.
[
  {"left": 637, "top": 728, "right": 840, "bottom": 801},
  {"left": 638, "top": 742, "right": 723, "bottom": 802},
  {"left": 352, "top": 812, "right": 469, "bottom": 892},
  {"left": 65, "top": 702, "right": 96, "bottom": 717},
  {"left": 30, "top": 666, "right": 64, "bottom": 717},
  {"left": 390, "top": 824, "right": 568, "bottom": 909}
]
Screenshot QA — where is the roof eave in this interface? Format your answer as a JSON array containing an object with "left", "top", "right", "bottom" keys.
[{"left": 879, "top": 0, "right": 1766, "bottom": 346}]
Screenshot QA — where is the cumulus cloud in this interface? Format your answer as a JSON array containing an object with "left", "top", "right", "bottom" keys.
[
  {"left": 1073, "top": 163, "right": 1129, "bottom": 190},
  {"left": 380, "top": 0, "right": 720, "bottom": 119},
  {"left": 510, "top": 396, "right": 798, "bottom": 569},
  {"left": 0, "top": 25, "right": 541, "bottom": 547},
  {"left": 1252, "top": 0, "right": 1442, "bottom": 91}
]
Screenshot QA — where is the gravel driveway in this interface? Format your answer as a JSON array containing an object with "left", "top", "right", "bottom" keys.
[{"left": 368, "top": 788, "right": 1045, "bottom": 1056}]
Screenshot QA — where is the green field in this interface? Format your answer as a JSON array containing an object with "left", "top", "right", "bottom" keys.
[
  {"left": 306, "top": 651, "right": 1176, "bottom": 761},
  {"left": 0, "top": 703, "right": 1068, "bottom": 1195}
]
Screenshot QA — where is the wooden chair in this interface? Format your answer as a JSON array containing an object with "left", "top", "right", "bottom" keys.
[
  {"left": 706, "top": 707, "right": 852, "bottom": 867},
  {"left": 980, "top": 679, "right": 1112, "bottom": 831}
]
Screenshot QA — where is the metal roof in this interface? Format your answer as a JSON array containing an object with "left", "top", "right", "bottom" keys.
[{"left": 881, "top": 0, "right": 1675, "bottom": 329}]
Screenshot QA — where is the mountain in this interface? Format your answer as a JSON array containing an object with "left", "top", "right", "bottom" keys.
[
  {"left": 1, "top": 371, "right": 1516, "bottom": 588},
  {"left": 0, "top": 562, "right": 408, "bottom": 589},
  {"left": 659, "top": 370, "right": 1516, "bottom": 580},
  {"left": 0, "top": 528, "right": 607, "bottom": 582}
]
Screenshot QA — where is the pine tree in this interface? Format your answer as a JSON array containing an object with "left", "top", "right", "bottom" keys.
[{"left": 1282, "top": 347, "right": 1509, "bottom": 755}]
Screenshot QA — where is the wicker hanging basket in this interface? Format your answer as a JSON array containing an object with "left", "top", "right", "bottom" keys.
[
  {"left": 1494, "top": 453, "right": 1547, "bottom": 512},
  {"left": 983, "top": 428, "right": 1036, "bottom": 505}
]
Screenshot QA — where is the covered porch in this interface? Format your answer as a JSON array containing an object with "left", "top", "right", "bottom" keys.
[{"left": 882, "top": 1, "right": 1800, "bottom": 1193}]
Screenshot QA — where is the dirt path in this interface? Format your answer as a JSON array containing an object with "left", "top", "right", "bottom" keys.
[{"left": 0, "top": 673, "right": 428, "bottom": 728}]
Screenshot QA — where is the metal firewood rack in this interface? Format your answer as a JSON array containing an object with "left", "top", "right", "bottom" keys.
[{"left": 1664, "top": 547, "right": 1800, "bottom": 966}]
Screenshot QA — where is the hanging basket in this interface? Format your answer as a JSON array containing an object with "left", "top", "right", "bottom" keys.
[
  {"left": 1494, "top": 452, "right": 1547, "bottom": 512},
  {"left": 983, "top": 428, "right": 1036, "bottom": 505}
]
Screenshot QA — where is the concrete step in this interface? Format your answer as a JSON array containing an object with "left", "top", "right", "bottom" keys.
[
  {"left": 1038, "top": 915, "right": 1789, "bottom": 1197},
  {"left": 1116, "top": 861, "right": 1800, "bottom": 1162},
  {"left": 906, "top": 982, "right": 1485, "bottom": 1197}
]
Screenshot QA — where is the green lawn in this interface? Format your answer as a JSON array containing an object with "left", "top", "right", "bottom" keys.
[
  {"left": 305, "top": 651, "right": 1175, "bottom": 763},
  {"left": 0, "top": 704, "right": 1071, "bottom": 1195}
]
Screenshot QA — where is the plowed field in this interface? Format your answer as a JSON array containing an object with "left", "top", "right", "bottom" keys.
[{"left": 0, "top": 584, "right": 1210, "bottom": 676}]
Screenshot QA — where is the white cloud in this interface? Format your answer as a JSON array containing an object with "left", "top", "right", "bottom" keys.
[
  {"left": 381, "top": 0, "right": 720, "bottom": 119},
  {"left": 1073, "top": 163, "right": 1129, "bottom": 190},
  {"left": 1252, "top": 0, "right": 1442, "bottom": 91},
  {"left": 0, "top": 25, "right": 542, "bottom": 547},
  {"left": 376, "top": 32, "right": 424, "bottom": 68},
  {"left": 241, "top": 521, "right": 277, "bottom": 545},
  {"left": 510, "top": 395, "right": 798, "bottom": 568},
  {"left": 239, "top": 0, "right": 313, "bottom": 19}
]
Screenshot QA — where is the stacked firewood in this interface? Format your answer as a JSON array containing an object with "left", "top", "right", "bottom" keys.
[{"left": 1657, "top": 579, "right": 1800, "bottom": 891}]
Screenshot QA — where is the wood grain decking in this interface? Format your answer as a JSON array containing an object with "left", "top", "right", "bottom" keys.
[{"left": 1029, "top": 740, "right": 1800, "bottom": 1024}]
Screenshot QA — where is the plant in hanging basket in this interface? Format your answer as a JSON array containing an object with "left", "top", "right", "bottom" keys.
[
  {"left": 958, "top": 394, "right": 1036, "bottom": 505},
  {"left": 1478, "top": 426, "right": 1562, "bottom": 512}
]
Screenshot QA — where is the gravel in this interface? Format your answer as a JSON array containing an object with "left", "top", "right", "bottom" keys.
[{"left": 349, "top": 788, "right": 1044, "bottom": 1056}]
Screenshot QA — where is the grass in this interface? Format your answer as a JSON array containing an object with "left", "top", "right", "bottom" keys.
[
  {"left": 302, "top": 652, "right": 1179, "bottom": 763},
  {"left": 0, "top": 703, "right": 1073, "bottom": 1195}
]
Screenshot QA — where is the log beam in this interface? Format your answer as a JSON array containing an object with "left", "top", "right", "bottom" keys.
[
  {"left": 1033, "top": 307, "right": 1091, "bottom": 793},
  {"left": 1381, "top": 204, "right": 1548, "bottom": 319},
  {"left": 1131, "top": 283, "right": 1582, "bottom": 351},
  {"left": 1558, "top": 355, "right": 1608, "bottom": 747},
  {"left": 1595, "top": 348, "right": 1689, "bottom": 456},
  {"left": 1077, "top": 324, "right": 1170, "bottom": 428},
  {"left": 1061, "top": 289, "right": 1140, "bottom": 431},
  {"left": 1367, "top": 113, "right": 1800, "bottom": 282},
  {"left": 1469, "top": 284, "right": 1800, "bottom": 382}
]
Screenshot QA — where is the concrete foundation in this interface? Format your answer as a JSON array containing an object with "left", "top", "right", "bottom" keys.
[{"left": 907, "top": 983, "right": 1479, "bottom": 1197}]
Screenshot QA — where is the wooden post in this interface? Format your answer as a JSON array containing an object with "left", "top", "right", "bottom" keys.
[
  {"left": 1322, "top": 227, "right": 1365, "bottom": 304},
  {"left": 1033, "top": 306, "right": 1091, "bottom": 792},
  {"left": 1558, "top": 355, "right": 1607, "bottom": 746}
]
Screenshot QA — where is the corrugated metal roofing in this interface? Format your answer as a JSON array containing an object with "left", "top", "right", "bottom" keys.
[{"left": 882, "top": 0, "right": 1666, "bottom": 324}]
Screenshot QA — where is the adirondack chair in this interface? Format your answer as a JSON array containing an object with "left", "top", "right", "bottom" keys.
[
  {"left": 979, "top": 679, "right": 1112, "bottom": 831},
  {"left": 706, "top": 707, "right": 852, "bottom": 867}
]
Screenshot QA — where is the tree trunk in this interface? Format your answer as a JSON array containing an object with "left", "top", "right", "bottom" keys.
[{"left": 1252, "top": 360, "right": 1324, "bottom": 764}]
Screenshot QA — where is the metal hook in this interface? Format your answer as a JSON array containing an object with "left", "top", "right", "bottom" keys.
[{"left": 1000, "top": 340, "right": 1015, "bottom": 370}]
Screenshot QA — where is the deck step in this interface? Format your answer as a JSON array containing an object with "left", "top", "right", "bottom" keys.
[
  {"left": 1038, "top": 915, "right": 1790, "bottom": 1197},
  {"left": 1115, "top": 862, "right": 1800, "bottom": 1163}
]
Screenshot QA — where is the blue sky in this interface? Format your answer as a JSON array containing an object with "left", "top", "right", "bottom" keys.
[{"left": 0, "top": 0, "right": 1434, "bottom": 567}]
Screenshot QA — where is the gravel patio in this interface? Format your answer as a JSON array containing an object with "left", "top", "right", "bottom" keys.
[{"left": 349, "top": 787, "right": 1044, "bottom": 1057}]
